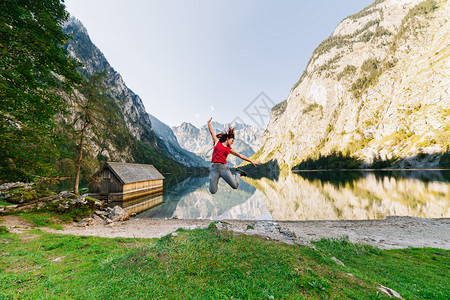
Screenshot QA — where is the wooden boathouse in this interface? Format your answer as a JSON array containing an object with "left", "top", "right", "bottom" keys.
[{"left": 89, "top": 162, "right": 164, "bottom": 201}]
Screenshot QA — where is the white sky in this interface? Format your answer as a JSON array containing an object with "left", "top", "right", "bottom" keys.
[{"left": 65, "top": 0, "right": 373, "bottom": 128}]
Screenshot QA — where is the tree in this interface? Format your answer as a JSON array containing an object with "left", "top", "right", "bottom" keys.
[
  {"left": 73, "top": 72, "right": 108, "bottom": 194},
  {"left": 0, "top": 0, "right": 81, "bottom": 181}
]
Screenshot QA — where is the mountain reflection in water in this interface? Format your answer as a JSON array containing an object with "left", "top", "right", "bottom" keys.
[{"left": 137, "top": 170, "right": 450, "bottom": 221}]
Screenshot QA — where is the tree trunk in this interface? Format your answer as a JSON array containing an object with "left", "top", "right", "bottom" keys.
[{"left": 74, "top": 122, "right": 89, "bottom": 195}]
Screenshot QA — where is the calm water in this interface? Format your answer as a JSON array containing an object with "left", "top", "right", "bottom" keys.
[{"left": 135, "top": 170, "right": 450, "bottom": 221}]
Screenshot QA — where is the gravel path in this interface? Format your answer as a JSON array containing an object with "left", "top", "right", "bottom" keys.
[{"left": 3, "top": 215, "right": 448, "bottom": 250}]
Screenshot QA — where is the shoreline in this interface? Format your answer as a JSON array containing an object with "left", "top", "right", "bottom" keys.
[{"left": 4, "top": 215, "right": 449, "bottom": 250}]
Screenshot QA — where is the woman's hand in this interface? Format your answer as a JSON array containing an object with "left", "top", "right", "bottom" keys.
[
  {"left": 208, "top": 117, "right": 219, "bottom": 144},
  {"left": 251, "top": 160, "right": 261, "bottom": 167}
]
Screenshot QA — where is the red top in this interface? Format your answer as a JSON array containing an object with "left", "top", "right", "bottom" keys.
[{"left": 211, "top": 142, "right": 231, "bottom": 164}]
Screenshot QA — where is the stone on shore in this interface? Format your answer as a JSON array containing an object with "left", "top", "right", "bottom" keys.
[
  {"left": 76, "top": 218, "right": 93, "bottom": 227},
  {"left": 105, "top": 206, "right": 129, "bottom": 222},
  {"left": 331, "top": 257, "right": 345, "bottom": 266},
  {"left": 377, "top": 285, "right": 403, "bottom": 299}
]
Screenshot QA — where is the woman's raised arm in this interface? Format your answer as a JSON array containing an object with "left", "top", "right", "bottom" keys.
[{"left": 208, "top": 117, "right": 219, "bottom": 145}]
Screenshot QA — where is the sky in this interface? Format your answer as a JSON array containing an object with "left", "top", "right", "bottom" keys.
[{"left": 65, "top": 0, "right": 374, "bottom": 129}]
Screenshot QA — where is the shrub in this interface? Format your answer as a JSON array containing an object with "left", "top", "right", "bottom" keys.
[
  {"left": 303, "top": 103, "right": 323, "bottom": 114},
  {"left": 293, "top": 151, "right": 363, "bottom": 170},
  {"left": 351, "top": 58, "right": 382, "bottom": 99},
  {"left": 439, "top": 149, "right": 450, "bottom": 168},
  {"left": 337, "top": 65, "right": 357, "bottom": 81}
]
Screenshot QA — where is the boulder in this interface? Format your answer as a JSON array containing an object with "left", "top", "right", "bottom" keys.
[
  {"left": 76, "top": 218, "right": 93, "bottom": 227},
  {"left": 70, "top": 196, "right": 87, "bottom": 205},
  {"left": 95, "top": 210, "right": 108, "bottom": 217},
  {"left": 91, "top": 215, "right": 104, "bottom": 225},
  {"left": 211, "top": 221, "right": 315, "bottom": 247},
  {"left": 106, "top": 206, "right": 129, "bottom": 222},
  {"left": 104, "top": 218, "right": 114, "bottom": 225},
  {"left": 41, "top": 195, "right": 60, "bottom": 202},
  {"left": 58, "top": 202, "right": 69, "bottom": 210},
  {"left": 245, "top": 221, "right": 315, "bottom": 247},
  {"left": 0, "top": 182, "right": 27, "bottom": 191},
  {"left": 60, "top": 191, "right": 76, "bottom": 199},
  {"left": 377, "top": 285, "right": 403, "bottom": 299},
  {"left": 93, "top": 200, "right": 103, "bottom": 207},
  {"left": 331, "top": 257, "right": 345, "bottom": 266}
]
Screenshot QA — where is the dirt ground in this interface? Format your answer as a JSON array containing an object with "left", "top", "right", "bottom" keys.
[{"left": 2, "top": 215, "right": 449, "bottom": 250}]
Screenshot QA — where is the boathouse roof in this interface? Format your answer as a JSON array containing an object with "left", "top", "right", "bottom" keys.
[{"left": 105, "top": 162, "right": 165, "bottom": 185}]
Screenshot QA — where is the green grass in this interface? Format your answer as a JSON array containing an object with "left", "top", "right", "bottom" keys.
[
  {"left": 314, "top": 237, "right": 449, "bottom": 299},
  {"left": 0, "top": 225, "right": 9, "bottom": 233},
  {"left": 0, "top": 199, "right": 13, "bottom": 207},
  {"left": 0, "top": 226, "right": 448, "bottom": 299},
  {"left": 18, "top": 212, "right": 64, "bottom": 230}
]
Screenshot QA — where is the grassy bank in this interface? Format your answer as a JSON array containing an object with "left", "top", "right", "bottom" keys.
[{"left": 0, "top": 224, "right": 448, "bottom": 299}]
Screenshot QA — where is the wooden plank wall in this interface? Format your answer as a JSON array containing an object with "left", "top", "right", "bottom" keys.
[
  {"left": 123, "top": 180, "right": 163, "bottom": 192},
  {"left": 89, "top": 168, "right": 124, "bottom": 194}
]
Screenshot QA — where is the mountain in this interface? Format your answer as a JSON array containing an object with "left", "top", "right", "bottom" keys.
[
  {"left": 148, "top": 114, "right": 209, "bottom": 167},
  {"left": 60, "top": 17, "right": 186, "bottom": 174},
  {"left": 172, "top": 122, "right": 264, "bottom": 166},
  {"left": 253, "top": 0, "right": 450, "bottom": 169}
]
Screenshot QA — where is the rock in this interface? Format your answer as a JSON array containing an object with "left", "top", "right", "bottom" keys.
[
  {"left": 0, "top": 182, "right": 26, "bottom": 191},
  {"left": 171, "top": 232, "right": 178, "bottom": 237},
  {"left": 58, "top": 203, "right": 69, "bottom": 210},
  {"left": 36, "top": 202, "right": 46, "bottom": 209},
  {"left": 105, "top": 206, "right": 129, "bottom": 222},
  {"left": 104, "top": 218, "right": 114, "bottom": 225},
  {"left": 244, "top": 221, "right": 315, "bottom": 247},
  {"left": 331, "top": 257, "right": 345, "bottom": 266},
  {"left": 39, "top": 195, "right": 59, "bottom": 202},
  {"left": 76, "top": 218, "right": 93, "bottom": 227},
  {"left": 95, "top": 210, "right": 108, "bottom": 217},
  {"left": 182, "top": 225, "right": 202, "bottom": 230},
  {"left": 91, "top": 215, "right": 104, "bottom": 225},
  {"left": 210, "top": 221, "right": 315, "bottom": 247},
  {"left": 51, "top": 257, "right": 65, "bottom": 262},
  {"left": 215, "top": 221, "right": 231, "bottom": 230},
  {"left": 60, "top": 191, "right": 76, "bottom": 199},
  {"left": 93, "top": 201, "right": 103, "bottom": 207},
  {"left": 51, "top": 197, "right": 64, "bottom": 203},
  {"left": 377, "top": 285, "right": 403, "bottom": 299},
  {"left": 70, "top": 196, "right": 87, "bottom": 205}
]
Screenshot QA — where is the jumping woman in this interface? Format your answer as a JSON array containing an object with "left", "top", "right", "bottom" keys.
[{"left": 208, "top": 117, "right": 261, "bottom": 194}]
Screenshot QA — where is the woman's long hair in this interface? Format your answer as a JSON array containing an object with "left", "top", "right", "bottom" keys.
[{"left": 216, "top": 127, "right": 235, "bottom": 143}]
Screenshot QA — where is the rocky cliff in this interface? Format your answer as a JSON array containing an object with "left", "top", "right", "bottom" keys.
[
  {"left": 254, "top": 0, "right": 449, "bottom": 169},
  {"left": 60, "top": 17, "right": 185, "bottom": 173},
  {"left": 172, "top": 121, "right": 264, "bottom": 166},
  {"left": 149, "top": 114, "right": 209, "bottom": 167}
]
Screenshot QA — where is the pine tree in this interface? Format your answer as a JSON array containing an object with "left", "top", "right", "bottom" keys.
[
  {"left": 73, "top": 72, "right": 108, "bottom": 194},
  {"left": 0, "top": 0, "right": 81, "bottom": 181}
]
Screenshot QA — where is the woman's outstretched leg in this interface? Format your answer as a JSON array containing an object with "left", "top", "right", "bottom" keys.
[
  {"left": 209, "top": 164, "right": 220, "bottom": 194},
  {"left": 220, "top": 165, "right": 240, "bottom": 189}
]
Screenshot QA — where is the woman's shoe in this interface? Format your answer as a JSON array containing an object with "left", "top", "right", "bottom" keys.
[{"left": 236, "top": 169, "right": 248, "bottom": 177}]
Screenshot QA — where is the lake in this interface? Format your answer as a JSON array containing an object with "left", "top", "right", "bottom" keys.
[{"left": 135, "top": 170, "right": 450, "bottom": 221}]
